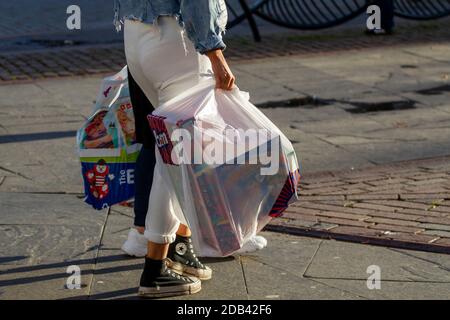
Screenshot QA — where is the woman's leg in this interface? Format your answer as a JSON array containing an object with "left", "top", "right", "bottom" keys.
[
  {"left": 120, "top": 69, "right": 156, "bottom": 257},
  {"left": 128, "top": 70, "right": 156, "bottom": 230},
  {"left": 133, "top": 147, "right": 155, "bottom": 229},
  {"left": 177, "top": 224, "right": 192, "bottom": 237},
  {"left": 124, "top": 19, "right": 204, "bottom": 298},
  {"left": 143, "top": 152, "right": 181, "bottom": 245},
  {"left": 125, "top": 17, "right": 201, "bottom": 244},
  {"left": 139, "top": 18, "right": 213, "bottom": 281},
  {"left": 143, "top": 152, "right": 210, "bottom": 278},
  {"left": 126, "top": 69, "right": 191, "bottom": 234}
]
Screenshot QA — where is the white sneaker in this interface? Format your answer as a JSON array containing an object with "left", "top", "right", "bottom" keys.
[
  {"left": 235, "top": 235, "right": 268, "bottom": 254},
  {"left": 121, "top": 228, "right": 147, "bottom": 257}
]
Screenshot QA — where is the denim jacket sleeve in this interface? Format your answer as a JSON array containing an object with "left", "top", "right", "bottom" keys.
[{"left": 180, "top": 0, "right": 228, "bottom": 54}]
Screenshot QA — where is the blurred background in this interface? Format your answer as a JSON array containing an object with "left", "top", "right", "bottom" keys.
[{"left": 0, "top": 0, "right": 449, "bottom": 51}]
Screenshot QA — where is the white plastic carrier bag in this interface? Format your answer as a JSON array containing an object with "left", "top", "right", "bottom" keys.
[
  {"left": 77, "top": 66, "right": 141, "bottom": 210},
  {"left": 148, "top": 79, "right": 301, "bottom": 257}
]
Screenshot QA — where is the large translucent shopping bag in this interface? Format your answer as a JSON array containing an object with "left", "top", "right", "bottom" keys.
[
  {"left": 77, "top": 67, "right": 141, "bottom": 210},
  {"left": 148, "top": 79, "right": 300, "bottom": 257}
]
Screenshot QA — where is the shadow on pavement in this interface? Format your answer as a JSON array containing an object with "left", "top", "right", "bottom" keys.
[
  {"left": 0, "top": 254, "right": 129, "bottom": 276},
  {"left": 60, "top": 287, "right": 140, "bottom": 300},
  {"left": 0, "top": 254, "right": 143, "bottom": 290},
  {"left": 0, "top": 256, "right": 28, "bottom": 264},
  {"left": 0, "top": 130, "right": 77, "bottom": 144},
  {"left": 0, "top": 253, "right": 235, "bottom": 293}
]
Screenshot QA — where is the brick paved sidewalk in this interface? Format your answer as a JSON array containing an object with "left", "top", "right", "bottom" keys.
[
  {"left": 267, "top": 156, "right": 450, "bottom": 254},
  {"left": 1, "top": 20, "right": 449, "bottom": 83}
]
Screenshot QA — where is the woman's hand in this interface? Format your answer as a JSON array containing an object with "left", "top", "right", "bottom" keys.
[{"left": 206, "top": 49, "right": 235, "bottom": 90}]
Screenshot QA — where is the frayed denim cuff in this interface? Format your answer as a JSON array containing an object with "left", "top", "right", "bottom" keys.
[{"left": 197, "top": 36, "right": 227, "bottom": 55}]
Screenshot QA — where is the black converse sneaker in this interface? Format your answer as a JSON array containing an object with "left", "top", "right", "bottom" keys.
[
  {"left": 138, "top": 257, "right": 201, "bottom": 298},
  {"left": 167, "top": 235, "right": 212, "bottom": 280}
]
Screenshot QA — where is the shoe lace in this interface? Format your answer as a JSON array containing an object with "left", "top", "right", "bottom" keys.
[
  {"left": 166, "top": 265, "right": 190, "bottom": 282},
  {"left": 186, "top": 240, "right": 204, "bottom": 268}
]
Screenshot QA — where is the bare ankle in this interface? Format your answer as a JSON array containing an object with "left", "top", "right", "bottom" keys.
[{"left": 176, "top": 224, "right": 192, "bottom": 237}]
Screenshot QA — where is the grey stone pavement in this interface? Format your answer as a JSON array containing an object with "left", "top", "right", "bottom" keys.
[
  {"left": 1, "top": 41, "right": 449, "bottom": 300},
  {"left": 1, "top": 4, "right": 450, "bottom": 299}
]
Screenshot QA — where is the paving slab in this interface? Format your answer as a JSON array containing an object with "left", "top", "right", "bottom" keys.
[
  {"left": 0, "top": 224, "right": 101, "bottom": 266},
  {"left": 312, "top": 279, "right": 450, "bottom": 300},
  {"left": 80, "top": 211, "right": 159, "bottom": 300},
  {"left": 0, "top": 194, "right": 105, "bottom": 300},
  {"left": 304, "top": 240, "right": 450, "bottom": 282},
  {"left": 241, "top": 232, "right": 321, "bottom": 279},
  {"left": 0, "top": 192, "right": 106, "bottom": 227},
  {"left": 402, "top": 45, "right": 450, "bottom": 64},
  {"left": 241, "top": 257, "right": 363, "bottom": 300},
  {"left": 0, "top": 264, "right": 93, "bottom": 300}
]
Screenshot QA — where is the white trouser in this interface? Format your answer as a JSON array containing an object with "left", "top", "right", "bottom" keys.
[{"left": 124, "top": 17, "right": 213, "bottom": 244}]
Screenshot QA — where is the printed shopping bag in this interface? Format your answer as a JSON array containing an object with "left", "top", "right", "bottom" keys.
[{"left": 77, "top": 67, "right": 141, "bottom": 210}]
